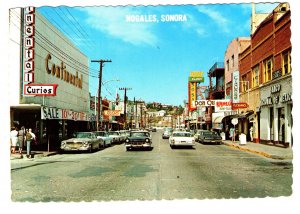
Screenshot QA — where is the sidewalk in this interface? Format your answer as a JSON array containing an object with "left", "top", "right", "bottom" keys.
[
  {"left": 222, "top": 140, "right": 293, "bottom": 160},
  {"left": 10, "top": 150, "right": 59, "bottom": 160}
]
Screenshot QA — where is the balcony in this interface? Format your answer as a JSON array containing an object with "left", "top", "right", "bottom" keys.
[{"left": 208, "top": 62, "right": 224, "bottom": 77}]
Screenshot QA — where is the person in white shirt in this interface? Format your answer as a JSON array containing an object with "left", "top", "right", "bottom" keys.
[{"left": 10, "top": 127, "right": 19, "bottom": 154}]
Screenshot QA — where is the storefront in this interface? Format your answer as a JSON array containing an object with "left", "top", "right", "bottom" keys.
[
  {"left": 259, "top": 75, "right": 292, "bottom": 147},
  {"left": 9, "top": 8, "right": 93, "bottom": 150}
]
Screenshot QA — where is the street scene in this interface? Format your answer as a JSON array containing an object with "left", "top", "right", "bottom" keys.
[
  {"left": 11, "top": 129, "right": 292, "bottom": 201},
  {"left": 5, "top": 0, "right": 296, "bottom": 207}
]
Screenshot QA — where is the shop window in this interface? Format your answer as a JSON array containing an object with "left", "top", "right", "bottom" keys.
[
  {"left": 263, "top": 58, "right": 273, "bottom": 83},
  {"left": 282, "top": 51, "right": 291, "bottom": 75},
  {"left": 252, "top": 65, "right": 259, "bottom": 87}
]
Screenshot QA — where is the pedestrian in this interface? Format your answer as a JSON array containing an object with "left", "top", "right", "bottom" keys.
[
  {"left": 10, "top": 127, "right": 19, "bottom": 154},
  {"left": 25, "top": 128, "right": 36, "bottom": 158},
  {"left": 18, "top": 126, "right": 26, "bottom": 158},
  {"left": 229, "top": 127, "right": 235, "bottom": 142},
  {"left": 249, "top": 126, "right": 253, "bottom": 142}
]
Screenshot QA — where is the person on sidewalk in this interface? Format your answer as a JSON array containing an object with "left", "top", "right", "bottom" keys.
[
  {"left": 25, "top": 128, "right": 36, "bottom": 158},
  {"left": 10, "top": 127, "right": 19, "bottom": 154},
  {"left": 229, "top": 127, "right": 235, "bottom": 142},
  {"left": 249, "top": 126, "right": 253, "bottom": 142},
  {"left": 18, "top": 126, "right": 26, "bottom": 158}
]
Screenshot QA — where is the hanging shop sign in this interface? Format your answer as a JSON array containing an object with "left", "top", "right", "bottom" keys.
[
  {"left": 189, "top": 71, "right": 204, "bottom": 83},
  {"left": 188, "top": 82, "right": 197, "bottom": 111},
  {"left": 103, "top": 110, "right": 121, "bottom": 117},
  {"left": 193, "top": 99, "right": 231, "bottom": 108},
  {"left": 23, "top": 7, "right": 59, "bottom": 96},
  {"left": 23, "top": 7, "right": 35, "bottom": 85},
  {"left": 232, "top": 71, "right": 240, "bottom": 103},
  {"left": 231, "top": 102, "right": 248, "bottom": 110},
  {"left": 24, "top": 84, "right": 58, "bottom": 96},
  {"left": 41, "top": 106, "right": 95, "bottom": 121}
]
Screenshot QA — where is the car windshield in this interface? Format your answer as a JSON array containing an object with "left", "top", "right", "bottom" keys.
[
  {"left": 203, "top": 132, "right": 219, "bottom": 137},
  {"left": 131, "top": 132, "right": 149, "bottom": 137},
  {"left": 173, "top": 132, "right": 192, "bottom": 137},
  {"left": 75, "top": 133, "right": 92, "bottom": 138}
]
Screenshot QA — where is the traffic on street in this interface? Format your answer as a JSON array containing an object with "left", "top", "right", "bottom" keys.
[{"left": 11, "top": 129, "right": 292, "bottom": 202}]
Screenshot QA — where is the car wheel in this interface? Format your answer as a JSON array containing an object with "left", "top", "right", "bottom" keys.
[
  {"left": 89, "top": 145, "right": 93, "bottom": 153},
  {"left": 126, "top": 147, "right": 130, "bottom": 151}
]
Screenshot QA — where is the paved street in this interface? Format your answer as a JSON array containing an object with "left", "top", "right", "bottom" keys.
[{"left": 11, "top": 130, "right": 292, "bottom": 202}]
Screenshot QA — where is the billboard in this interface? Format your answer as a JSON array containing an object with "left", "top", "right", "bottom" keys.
[{"left": 189, "top": 71, "right": 204, "bottom": 83}]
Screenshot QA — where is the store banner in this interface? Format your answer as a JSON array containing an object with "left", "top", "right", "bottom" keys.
[{"left": 41, "top": 106, "right": 94, "bottom": 121}]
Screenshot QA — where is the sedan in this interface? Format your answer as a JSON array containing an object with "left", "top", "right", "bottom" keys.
[
  {"left": 60, "top": 132, "right": 103, "bottom": 152},
  {"left": 169, "top": 131, "right": 196, "bottom": 149},
  {"left": 197, "top": 130, "right": 223, "bottom": 145},
  {"left": 125, "top": 130, "right": 152, "bottom": 151},
  {"left": 94, "top": 131, "right": 113, "bottom": 147}
]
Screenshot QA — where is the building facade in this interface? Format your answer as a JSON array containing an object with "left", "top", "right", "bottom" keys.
[
  {"left": 9, "top": 8, "right": 94, "bottom": 150},
  {"left": 239, "top": 3, "right": 292, "bottom": 147}
]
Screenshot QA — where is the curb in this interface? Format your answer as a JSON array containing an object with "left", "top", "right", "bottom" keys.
[{"left": 223, "top": 142, "right": 287, "bottom": 160}]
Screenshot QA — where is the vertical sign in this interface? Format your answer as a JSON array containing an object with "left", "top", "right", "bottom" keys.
[
  {"left": 188, "top": 82, "right": 197, "bottom": 111},
  {"left": 23, "top": 7, "right": 35, "bottom": 90},
  {"left": 232, "top": 70, "right": 240, "bottom": 103}
]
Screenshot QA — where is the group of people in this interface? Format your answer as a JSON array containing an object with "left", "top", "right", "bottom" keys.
[{"left": 10, "top": 126, "right": 36, "bottom": 158}]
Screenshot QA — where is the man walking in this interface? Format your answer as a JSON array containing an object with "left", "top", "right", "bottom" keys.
[
  {"left": 18, "top": 126, "right": 26, "bottom": 158},
  {"left": 26, "top": 128, "right": 36, "bottom": 158}
]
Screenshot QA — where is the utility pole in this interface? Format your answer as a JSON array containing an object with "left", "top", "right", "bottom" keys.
[
  {"left": 91, "top": 59, "right": 112, "bottom": 131},
  {"left": 119, "top": 87, "right": 132, "bottom": 130}
]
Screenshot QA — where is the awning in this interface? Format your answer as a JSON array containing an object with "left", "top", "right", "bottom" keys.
[{"left": 213, "top": 116, "right": 225, "bottom": 123}]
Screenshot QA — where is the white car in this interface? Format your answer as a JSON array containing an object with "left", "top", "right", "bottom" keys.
[
  {"left": 169, "top": 131, "right": 196, "bottom": 149},
  {"left": 94, "top": 131, "right": 113, "bottom": 147},
  {"left": 107, "top": 131, "right": 122, "bottom": 144}
]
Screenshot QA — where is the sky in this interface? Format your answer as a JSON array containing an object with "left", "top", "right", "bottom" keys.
[{"left": 36, "top": 2, "right": 279, "bottom": 106}]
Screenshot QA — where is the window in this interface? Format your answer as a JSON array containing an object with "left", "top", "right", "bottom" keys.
[
  {"left": 226, "top": 59, "right": 229, "bottom": 72},
  {"left": 282, "top": 51, "right": 291, "bottom": 75},
  {"left": 241, "top": 75, "right": 248, "bottom": 92},
  {"left": 252, "top": 65, "right": 259, "bottom": 87},
  {"left": 263, "top": 58, "right": 273, "bottom": 83},
  {"left": 231, "top": 55, "right": 234, "bottom": 67}
]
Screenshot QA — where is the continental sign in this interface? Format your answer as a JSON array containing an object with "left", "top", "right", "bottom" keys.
[{"left": 103, "top": 110, "right": 121, "bottom": 117}]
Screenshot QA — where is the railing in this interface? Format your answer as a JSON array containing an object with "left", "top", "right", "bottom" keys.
[{"left": 209, "top": 62, "right": 224, "bottom": 73}]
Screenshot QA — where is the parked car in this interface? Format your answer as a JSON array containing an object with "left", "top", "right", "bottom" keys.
[
  {"left": 107, "top": 131, "right": 122, "bottom": 144},
  {"left": 119, "top": 130, "right": 130, "bottom": 141},
  {"left": 194, "top": 129, "right": 211, "bottom": 142},
  {"left": 125, "top": 130, "right": 152, "bottom": 151},
  {"left": 197, "top": 130, "right": 223, "bottom": 145},
  {"left": 94, "top": 131, "right": 113, "bottom": 147},
  {"left": 60, "top": 132, "right": 103, "bottom": 152},
  {"left": 169, "top": 131, "right": 196, "bottom": 149}
]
